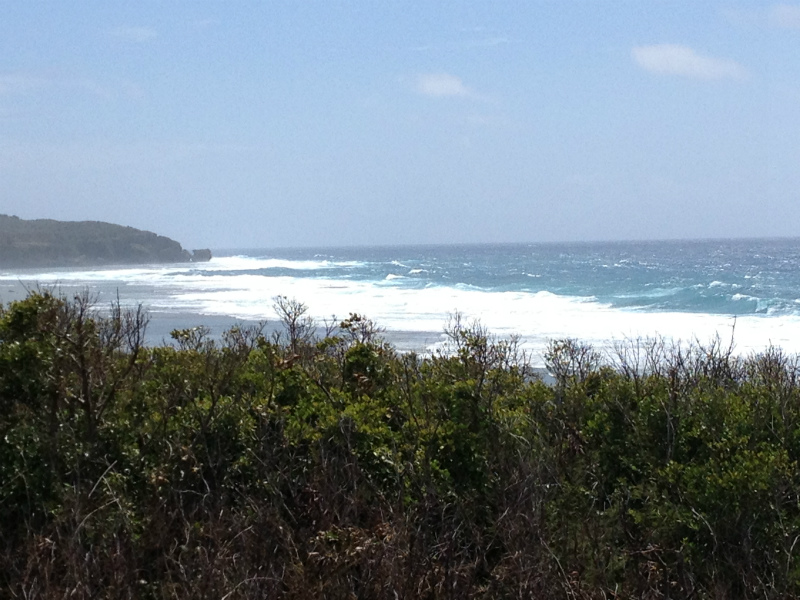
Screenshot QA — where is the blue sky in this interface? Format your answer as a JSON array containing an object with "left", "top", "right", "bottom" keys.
[{"left": 1, "top": 2, "right": 799, "bottom": 248}]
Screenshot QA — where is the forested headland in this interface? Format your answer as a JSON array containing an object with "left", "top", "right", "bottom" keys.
[
  {"left": 0, "top": 215, "right": 211, "bottom": 267},
  {"left": 2, "top": 291, "right": 799, "bottom": 599}
]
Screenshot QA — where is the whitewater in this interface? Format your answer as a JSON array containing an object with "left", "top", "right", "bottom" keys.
[{"left": 3, "top": 239, "right": 800, "bottom": 366}]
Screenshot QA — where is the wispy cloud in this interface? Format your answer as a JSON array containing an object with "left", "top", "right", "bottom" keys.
[
  {"left": 632, "top": 44, "right": 748, "bottom": 81},
  {"left": 721, "top": 4, "right": 800, "bottom": 30},
  {"left": 108, "top": 26, "right": 157, "bottom": 42},
  {"left": 415, "top": 73, "right": 474, "bottom": 98},
  {"left": 0, "top": 71, "right": 140, "bottom": 101},
  {"left": 0, "top": 74, "right": 49, "bottom": 95},
  {"left": 190, "top": 18, "right": 216, "bottom": 31},
  {"left": 768, "top": 4, "right": 800, "bottom": 29},
  {"left": 414, "top": 37, "right": 511, "bottom": 52}
]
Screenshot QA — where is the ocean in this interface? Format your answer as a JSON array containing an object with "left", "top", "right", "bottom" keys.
[{"left": 3, "top": 238, "right": 800, "bottom": 366}]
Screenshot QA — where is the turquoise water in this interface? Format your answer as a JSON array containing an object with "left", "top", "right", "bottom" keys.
[
  {"left": 3, "top": 238, "right": 800, "bottom": 360},
  {"left": 212, "top": 239, "right": 800, "bottom": 316}
]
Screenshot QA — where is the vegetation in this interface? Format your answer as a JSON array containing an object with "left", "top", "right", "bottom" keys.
[
  {"left": 0, "top": 214, "right": 211, "bottom": 267},
  {"left": 2, "top": 290, "right": 800, "bottom": 599}
]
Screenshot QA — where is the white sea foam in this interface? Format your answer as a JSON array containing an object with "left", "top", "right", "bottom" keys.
[
  {"left": 203, "top": 256, "right": 363, "bottom": 271},
  {"left": 615, "top": 287, "right": 682, "bottom": 299},
  {"left": 6, "top": 263, "right": 800, "bottom": 367},
  {"left": 0, "top": 265, "right": 172, "bottom": 282},
  {"left": 0, "top": 255, "right": 362, "bottom": 284},
  {"left": 146, "top": 274, "right": 800, "bottom": 365}
]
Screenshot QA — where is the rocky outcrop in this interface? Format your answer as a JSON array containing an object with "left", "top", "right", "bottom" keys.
[
  {"left": 0, "top": 215, "right": 212, "bottom": 268},
  {"left": 190, "top": 248, "right": 213, "bottom": 262}
]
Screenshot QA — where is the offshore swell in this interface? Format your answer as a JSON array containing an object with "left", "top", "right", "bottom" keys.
[{"left": 3, "top": 238, "right": 800, "bottom": 364}]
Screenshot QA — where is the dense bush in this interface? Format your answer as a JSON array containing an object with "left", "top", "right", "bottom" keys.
[{"left": 1, "top": 291, "right": 799, "bottom": 598}]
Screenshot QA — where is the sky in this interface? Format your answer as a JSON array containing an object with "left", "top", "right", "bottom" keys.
[{"left": 1, "top": 1, "right": 799, "bottom": 249}]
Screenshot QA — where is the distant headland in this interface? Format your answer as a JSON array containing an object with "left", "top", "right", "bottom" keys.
[{"left": 0, "top": 214, "right": 211, "bottom": 268}]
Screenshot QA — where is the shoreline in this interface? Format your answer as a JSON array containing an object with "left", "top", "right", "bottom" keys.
[{"left": 3, "top": 265, "right": 800, "bottom": 366}]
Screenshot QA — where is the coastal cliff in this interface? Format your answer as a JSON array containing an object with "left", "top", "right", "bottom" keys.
[{"left": 0, "top": 215, "right": 211, "bottom": 267}]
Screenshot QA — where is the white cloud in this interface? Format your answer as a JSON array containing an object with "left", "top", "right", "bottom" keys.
[
  {"left": 415, "top": 73, "right": 473, "bottom": 98},
  {"left": 632, "top": 44, "right": 748, "bottom": 80},
  {"left": 108, "top": 26, "right": 157, "bottom": 42},
  {"left": 769, "top": 4, "right": 800, "bottom": 29}
]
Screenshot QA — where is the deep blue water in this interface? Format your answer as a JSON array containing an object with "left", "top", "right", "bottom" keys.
[{"left": 213, "top": 238, "right": 800, "bottom": 317}]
